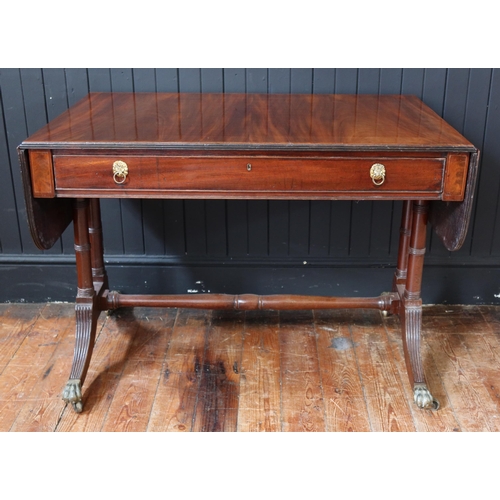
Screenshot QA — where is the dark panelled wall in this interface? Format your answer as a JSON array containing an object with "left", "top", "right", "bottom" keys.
[{"left": 1, "top": 68, "right": 500, "bottom": 304}]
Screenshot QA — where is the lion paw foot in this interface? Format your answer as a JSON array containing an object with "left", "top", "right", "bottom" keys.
[
  {"left": 414, "top": 384, "right": 439, "bottom": 410},
  {"left": 62, "top": 379, "right": 83, "bottom": 412}
]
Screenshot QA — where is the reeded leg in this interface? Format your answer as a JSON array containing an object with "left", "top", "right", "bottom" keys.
[
  {"left": 401, "top": 200, "right": 439, "bottom": 410},
  {"left": 62, "top": 199, "right": 100, "bottom": 413}
]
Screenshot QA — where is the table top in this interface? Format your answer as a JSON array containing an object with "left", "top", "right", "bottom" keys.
[{"left": 21, "top": 93, "right": 475, "bottom": 153}]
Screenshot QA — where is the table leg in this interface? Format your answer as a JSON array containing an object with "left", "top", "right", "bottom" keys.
[
  {"left": 88, "top": 199, "right": 108, "bottom": 289},
  {"left": 62, "top": 199, "right": 101, "bottom": 413},
  {"left": 394, "top": 200, "right": 413, "bottom": 288},
  {"left": 401, "top": 200, "right": 439, "bottom": 410}
]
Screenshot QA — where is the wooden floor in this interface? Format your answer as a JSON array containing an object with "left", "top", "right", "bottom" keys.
[{"left": 1, "top": 302, "right": 500, "bottom": 432}]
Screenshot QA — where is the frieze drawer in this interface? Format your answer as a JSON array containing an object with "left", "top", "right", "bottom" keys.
[{"left": 52, "top": 155, "right": 445, "bottom": 199}]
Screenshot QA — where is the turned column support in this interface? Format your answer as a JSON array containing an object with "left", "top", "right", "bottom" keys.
[
  {"left": 88, "top": 198, "right": 107, "bottom": 287},
  {"left": 400, "top": 200, "right": 439, "bottom": 410},
  {"left": 62, "top": 198, "right": 102, "bottom": 413},
  {"left": 394, "top": 200, "right": 413, "bottom": 288}
]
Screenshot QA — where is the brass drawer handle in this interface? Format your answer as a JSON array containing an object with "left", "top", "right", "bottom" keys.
[
  {"left": 113, "top": 160, "right": 128, "bottom": 184},
  {"left": 370, "top": 163, "right": 386, "bottom": 186}
]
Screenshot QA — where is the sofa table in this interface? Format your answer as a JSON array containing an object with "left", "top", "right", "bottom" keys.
[{"left": 18, "top": 92, "right": 479, "bottom": 413}]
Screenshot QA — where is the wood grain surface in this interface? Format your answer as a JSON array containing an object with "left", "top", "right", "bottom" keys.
[
  {"left": 3, "top": 302, "right": 500, "bottom": 432},
  {"left": 22, "top": 93, "right": 474, "bottom": 151}
]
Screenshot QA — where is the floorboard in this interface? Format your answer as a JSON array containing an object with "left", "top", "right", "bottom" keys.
[{"left": 2, "top": 303, "right": 500, "bottom": 432}]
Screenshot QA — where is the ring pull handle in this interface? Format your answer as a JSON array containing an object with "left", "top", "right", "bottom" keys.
[
  {"left": 370, "top": 163, "right": 386, "bottom": 186},
  {"left": 113, "top": 160, "right": 129, "bottom": 184}
]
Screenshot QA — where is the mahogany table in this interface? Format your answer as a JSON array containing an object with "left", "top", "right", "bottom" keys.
[{"left": 18, "top": 93, "right": 479, "bottom": 413}]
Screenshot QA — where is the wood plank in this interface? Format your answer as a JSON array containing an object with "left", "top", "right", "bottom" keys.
[
  {"left": 0, "top": 303, "right": 44, "bottom": 373},
  {"left": 0, "top": 68, "right": 38, "bottom": 254},
  {"left": 246, "top": 69, "right": 268, "bottom": 93},
  {"left": 289, "top": 201, "right": 309, "bottom": 256},
  {"left": 268, "top": 200, "right": 289, "bottom": 257},
  {"left": 314, "top": 309, "right": 371, "bottom": 431},
  {"left": 147, "top": 309, "right": 211, "bottom": 432},
  {"left": 227, "top": 200, "right": 248, "bottom": 256},
  {"left": 206, "top": 200, "right": 227, "bottom": 256},
  {"left": 279, "top": 310, "right": 326, "bottom": 432},
  {"left": 474, "top": 306, "right": 500, "bottom": 422},
  {"left": 237, "top": 310, "right": 281, "bottom": 432},
  {"left": 192, "top": 309, "right": 245, "bottom": 432},
  {"left": 309, "top": 201, "right": 330, "bottom": 257},
  {"left": 201, "top": 68, "right": 223, "bottom": 92},
  {"left": 99, "top": 308, "right": 175, "bottom": 432},
  {"left": 86, "top": 69, "right": 124, "bottom": 257},
  {"left": 462, "top": 68, "right": 492, "bottom": 159},
  {"left": 184, "top": 200, "right": 207, "bottom": 256},
  {"left": 349, "top": 309, "right": 416, "bottom": 432},
  {"left": 3, "top": 303, "right": 500, "bottom": 432},
  {"left": 10, "top": 304, "right": 100, "bottom": 431},
  {"left": 382, "top": 310, "right": 462, "bottom": 432},
  {"left": 422, "top": 305, "right": 500, "bottom": 431},
  {"left": 0, "top": 304, "right": 73, "bottom": 431},
  {"left": 56, "top": 309, "right": 135, "bottom": 432},
  {"left": 155, "top": 69, "right": 179, "bottom": 92},
  {"left": 468, "top": 68, "right": 496, "bottom": 257}
]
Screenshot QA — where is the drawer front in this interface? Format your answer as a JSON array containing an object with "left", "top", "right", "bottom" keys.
[{"left": 53, "top": 155, "right": 444, "bottom": 198}]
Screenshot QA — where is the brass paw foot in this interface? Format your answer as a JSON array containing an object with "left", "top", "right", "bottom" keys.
[
  {"left": 413, "top": 383, "right": 439, "bottom": 410},
  {"left": 62, "top": 378, "right": 83, "bottom": 413}
]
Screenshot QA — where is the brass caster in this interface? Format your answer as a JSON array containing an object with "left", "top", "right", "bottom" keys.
[
  {"left": 62, "top": 378, "right": 83, "bottom": 413},
  {"left": 414, "top": 383, "right": 439, "bottom": 410},
  {"left": 72, "top": 401, "right": 83, "bottom": 413}
]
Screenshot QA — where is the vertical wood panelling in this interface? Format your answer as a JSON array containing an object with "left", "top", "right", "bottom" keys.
[
  {"left": 2, "top": 68, "right": 500, "bottom": 304},
  {"left": 0, "top": 73, "right": 22, "bottom": 254},
  {"left": 349, "top": 69, "right": 379, "bottom": 258},
  {"left": 429, "top": 69, "right": 470, "bottom": 257},
  {"left": 246, "top": 69, "right": 268, "bottom": 93},
  {"left": 310, "top": 81, "right": 334, "bottom": 250},
  {"left": 201, "top": 71, "right": 227, "bottom": 257},
  {"left": 267, "top": 70, "right": 291, "bottom": 259},
  {"left": 312, "top": 69, "right": 335, "bottom": 94},
  {"left": 60, "top": 69, "right": 89, "bottom": 255},
  {"left": 65, "top": 68, "right": 89, "bottom": 106},
  {"left": 201, "top": 68, "right": 223, "bottom": 92},
  {"left": 268, "top": 69, "right": 291, "bottom": 93},
  {"left": 291, "top": 68, "right": 313, "bottom": 93},
  {"left": 450, "top": 69, "right": 491, "bottom": 260},
  {"left": 163, "top": 200, "right": 185, "bottom": 256},
  {"left": 224, "top": 70, "right": 249, "bottom": 257},
  {"left": 482, "top": 70, "right": 500, "bottom": 256},
  {"left": 178, "top": 68, "right": 201, "bottom": 93},
  {"left": 39, "top": 69, "right": 69, "bottom": 256},
  {"left": 422, "top": 69, "right": 449, "bottom": 258},
  {"left": 224, "top": 68, "right": 246, "bottom": 92},
  {"left": 87, "top": 69, "right": 124, "bottom": 255},
  {"left": 379, "top": 69, "right": 402, "bottom": 95},
  {"left": 132, "top": 69, "right": 156, "bottom": 92},
  {"left": 422, "top": 69, "right": 447, "bottom": 116},
  {"left": 0, "top": 69, "right": 39, "bottom": 254},
  {"left": 401, "top": 68, "right": 425, "bottom": 98},
  {"left": 110, "top": 69, "right": 145, "bottom": 256},
  {"left": 331, "top": 69, "right": 357, "bottom": 258},
  {"left": 289, "top": 70, "right": 312, "bottom": 257},
  {"left": 245, "top": 71, "right": 269, "bottom": 256},
  {"left": 380, "top": 69, "right": 403, "bottom": 258},
  {"left": 468, "top": 69, "right": 496, "bottom": 258},
  {"left": 178, "top": 71, "right": 206, "bottom": 258},
  {"left": 134, "top": 70, "right": 163, "bottom": 257}
]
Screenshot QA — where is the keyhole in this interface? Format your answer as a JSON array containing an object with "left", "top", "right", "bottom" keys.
[{"left": 247, "top": 163, "right": 252, "bottom": 171}]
